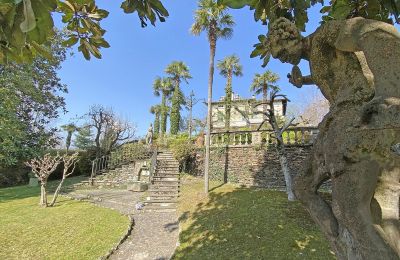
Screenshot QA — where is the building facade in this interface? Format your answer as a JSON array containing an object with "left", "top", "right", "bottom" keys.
[{"left": 211, "top": 93, "right": 287, "bottom": 131}]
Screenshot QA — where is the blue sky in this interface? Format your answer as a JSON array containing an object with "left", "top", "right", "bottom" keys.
[{"left": 57, "top": 1, "right": 328, "bottom": 137}]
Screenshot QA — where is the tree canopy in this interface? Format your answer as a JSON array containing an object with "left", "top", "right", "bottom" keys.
[
  {"left": 0, "top": 0, "right": 168, "bottom": 62},
  {"left": 0, "top": 32, "right": 67, "bottom": 167},
  {"left": 220, "top": 0, "right": 400, "bottom": 67}
]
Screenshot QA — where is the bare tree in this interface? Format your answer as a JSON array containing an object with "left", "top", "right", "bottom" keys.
[
  {"left": 25, "top": 154, "right": 62, "bottom": 207},
  {"left": 299, "top": 94, "right": 329, "bottom": 126},
  {"left": 252, "top": 90, "right": 297, "bottom": 201},
  {"left": 50, "top": 152, "right": 80, "bottom": 207},
  {"left": 87, "top": 105, "right": 135, "bottom": 158}
]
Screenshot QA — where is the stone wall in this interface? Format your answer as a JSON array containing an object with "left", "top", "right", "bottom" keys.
[
  {"left": 93, "top": 159, "right": 150, "bottom": 188},
  {"left": 190, "top": 146, "right": 312, "bottom": 189}
]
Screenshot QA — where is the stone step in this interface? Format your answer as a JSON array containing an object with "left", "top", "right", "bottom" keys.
[
  {"left": 153, "top": 176, "right": 179, "bottom": 181},
  {"left": 144, "top": 199, "right": 177, "bottom": 204},
  {"left": 151, "top": 185, "right": 179, "bottom": 189},
  {"left": 144, "top": 205, "right": 176, "bottom": 212},
  {"left": 152, "top": 179, "right": 179, "bottom": 183},
  {"left": 157, "top": 168, "right": 178, "bottom": 171},
  {"left": 153, "top": 172, "right": 180, "bottom": 176},
  {"left": 148, "top": 191, "right": 179, "bottom": 195},
  {"left": 149, "top": 194, "right": 178, "bottom": 198}
]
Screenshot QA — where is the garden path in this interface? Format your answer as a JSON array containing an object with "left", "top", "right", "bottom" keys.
[{"left": 67, "top": 189, "right": 179, "bottom": 260}]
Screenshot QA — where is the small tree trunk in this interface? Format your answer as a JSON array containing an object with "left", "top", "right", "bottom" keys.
[
  {"left": 40, "top": 182, "right": 48, "bottom": 207},
  {"left": 50, "top": 178, "right": 65, "bottom": 207},
  {"left": 276, "top": 145, "right": 296, "bottom": 201},
  {"left": 263, "top": 85, "right": 268, "bottom": 120}
]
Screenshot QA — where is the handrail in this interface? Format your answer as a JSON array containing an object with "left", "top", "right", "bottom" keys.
[
  {"left": 148, "top": 148, "right": 158, "bottom": 184},
  {"left": 90, "top": 145, "right": 153, "bottom": 185}
]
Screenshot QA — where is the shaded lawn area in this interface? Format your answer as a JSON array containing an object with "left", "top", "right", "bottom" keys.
[
  {"left": 174, "top": 177, "right": 335, "bottom": 259},
  {"left": 0, "top": 176, "right": 130, "bottom": 260}
]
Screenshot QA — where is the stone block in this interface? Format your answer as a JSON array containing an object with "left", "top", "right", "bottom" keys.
[
  {"left": 127, "top": 182, "right": 148, "bottom": 192},
  {"left": 29, "top": 177, "right": 39, "bottom": 187}
]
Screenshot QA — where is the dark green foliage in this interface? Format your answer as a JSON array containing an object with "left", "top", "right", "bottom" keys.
[
  {"left": 153, "top": 77, "right": 173, "bottom": 134},
  {"left": 170, "top": 88, "right": 185, "bottom": 135},
  {"left": 217, "top": 55, "right": 243, "bottom": 130},
  {"left": 166, "top": 134, "right": 196, "bottom": 171},
  {"left": 150, "top": 105, "right": 161, "bottom": 135},
  {"left": 165, "top": 61, "right": 192, "bottom": 135},
  {"left": 121, "top": 0, "right": 169, "bottom": 27},
  {"left": 220, "top": 0, "right": 400, "bottom": 67},
  {"left": 0, "top": 166, "right": 30, "bottom": 188},
  {"left": 74, "top": 126, "right": 95, "bottom": 150},
  {"left": 0, "top": 32, "right": 67, "bottom": 167},
  {"left": 0, "top": 0, "right": 168, "bottom": 62},
  {"left": 61, "top": 123, "right": 79, "bottom": 151}
]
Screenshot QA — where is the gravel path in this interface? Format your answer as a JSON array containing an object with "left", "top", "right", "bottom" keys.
[{"left": 68, "top": 189, "right": 179, "bottom": 260}]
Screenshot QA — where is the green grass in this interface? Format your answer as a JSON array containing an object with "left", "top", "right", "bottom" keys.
[
  {"left": 174, "top": 177, "right": 335, "bottom": 260},
  {"left": 0, "top": 176, "right": 130, "bottom": 260}
]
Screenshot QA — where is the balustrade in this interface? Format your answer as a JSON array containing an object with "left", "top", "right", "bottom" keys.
[{"left": 210, "top": 127, "right": 318, "bottom": 147}]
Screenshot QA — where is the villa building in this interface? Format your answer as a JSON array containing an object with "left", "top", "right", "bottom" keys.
[{"left": 211, "top": 93, "right": 287, "bottom": 131}]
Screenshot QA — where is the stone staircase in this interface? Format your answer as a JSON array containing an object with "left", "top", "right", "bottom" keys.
[
  {"left": 75, "top": 162, "right": 148, "bottom": 189},
  {"left": 144, "top": 150, "right": 180, "bottom": 211}
]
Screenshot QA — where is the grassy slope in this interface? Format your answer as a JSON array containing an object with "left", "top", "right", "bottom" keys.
[
  {"left": 174, "top": 177, "right": 335, "bottom": 260},
  {"left": 0, "top": 177, "right": 130, "bottom": 260}
]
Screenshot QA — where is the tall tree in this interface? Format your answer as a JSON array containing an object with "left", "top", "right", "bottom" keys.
[
  {"left": 149, "top": 105, "right": 161, "bottom": 136},
  {"left": 87, "top": 105, "right": 135, "bottom": 158},
  {"left": 217, "top": 55, "right": 243, "bottom": 130},
  {"left": 61, "top": 123, "right": 79, "bottom": 152},
  {"left": 250, "top": 70, "right": 279, "bottom": 119},
  {"left": 74, "top": 126, "right": 94, "bottom": 150},
  {"left": 165, "top": 61, "right": 192, "bottom": 135},
  {"left": 0, "top": 32, "right": 67, "bottom": 167},
  {"left": 191, "top": 0, "right": 234, "bottom": 193},
  {"left": 153, "top": 76, "right": 173, "bottom": 135}
]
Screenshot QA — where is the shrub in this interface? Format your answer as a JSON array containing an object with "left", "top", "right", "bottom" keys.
[
  {"left": 0, "top": 166, "right": 30, "bottom": 187},
  {"left": 167, "top": 134, "right": 196, "bottom": 172}
]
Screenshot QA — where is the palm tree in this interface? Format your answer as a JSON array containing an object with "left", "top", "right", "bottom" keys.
[
  {"left": 153, "top": 76, "right": 174, "bottom": 135},
  {"left": 150, "top": 105, "right": 161, "bottom": 136},
  {"left": 250, "top": 70, "right": 280, "bottom": 118},
  {"left": 191, "top": 0, "right": 234, "bottom": 193},
  {"left": 165, "top": 61, "right": 192, "bottom": 135},
  {"left": 61, "top": 123, "right": 79, "bottom": 152},
  {"left": 217, "top": 55, "right": 243, "bottom": 130}
]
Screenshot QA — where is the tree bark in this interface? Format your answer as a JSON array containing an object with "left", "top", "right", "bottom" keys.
[
  {"left": 225, "top": 72, "right": 232, "bottom": 131},
  {"left": 50, "top": 178, "right": 65, "bottom": 207},
  {"left": 204, "top": 37, "right": 216, "bottom": 194},
  {"left": 276, "top": 143, "right": 296, "bottom": 201},
  {"left": 262, "top": 84, "right": 268, "bottom": 120},
  {"left": 40, "top": 182, "right": 47, "bottom": 207},
  {"left": 161, "top": 94, "right": 167, "bottom": 135}
]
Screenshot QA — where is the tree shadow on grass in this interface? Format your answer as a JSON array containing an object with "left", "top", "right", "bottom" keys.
[{"left": 173, "top": 187, "right": 335, "bottom": 260}]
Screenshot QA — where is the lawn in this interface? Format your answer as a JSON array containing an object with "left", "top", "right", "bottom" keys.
[
  {"left": 174, "top": 176, "right": 335, "bottom": 259},
  {"left": 0, "top": 176, "right": 130, "bottom": 260}
]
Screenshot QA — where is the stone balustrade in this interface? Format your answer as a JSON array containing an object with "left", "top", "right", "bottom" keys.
[{"left": 210, "top": 127, "right": 319, "bottom": 147}]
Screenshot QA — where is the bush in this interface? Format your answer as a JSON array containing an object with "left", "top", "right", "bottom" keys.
[
  {"left": 167, "top": 134, "right": 196, "bottom": 172},
  {"left": 0, "top": 166, "right": 30, "bottom": 187}
]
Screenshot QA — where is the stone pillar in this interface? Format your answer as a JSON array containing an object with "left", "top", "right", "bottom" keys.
[{"left": 252, "top": 131, "right": 262, "bottom": 145}]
